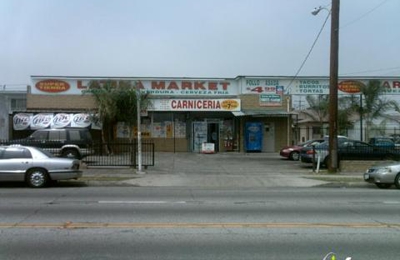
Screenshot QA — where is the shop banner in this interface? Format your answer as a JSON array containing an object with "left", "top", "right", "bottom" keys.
[
  {"left": 149, "top": 99, "right": 241, "bottom": 111},
  {"left": 31, "top": 78, "right": 238, "bottom": 96},
  {"left": 241, "top": 78, "right": 400, "bottom": 95},
  {"left": 13, "top": 113, "right": 100, "bottom": 130},
  {"left": 259, "top": 94, "right": 282, "bottom": 107},
  {"left": 13, "top": 113, "right": 33, "bottom": 130}
]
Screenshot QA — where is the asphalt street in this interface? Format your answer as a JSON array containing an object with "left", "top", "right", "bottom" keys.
[{"left": 1, "top": 187, "right": 399, "bottom": 259}]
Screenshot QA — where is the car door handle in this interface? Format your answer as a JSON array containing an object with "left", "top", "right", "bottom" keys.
[{"left": 22, "top": 161, "right": 29, "bottom": 164}]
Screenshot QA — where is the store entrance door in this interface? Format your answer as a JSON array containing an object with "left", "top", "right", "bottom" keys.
[
  {"left": 192, "top": 121, "right": 220, "bottom": 153},
  {"left": 263, "top": 122, "right": 275, "bottom": 152},
  {"left": 207, "top": 123, "right": 219, "bottom": 152},
  {"left": 192, "top": 121, "right": 207, "bottom": 152}
]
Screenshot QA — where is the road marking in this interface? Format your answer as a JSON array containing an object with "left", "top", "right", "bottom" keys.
[
  {"left": 1, "top": 222, "right": 399, "bottom": 229},
  {"left": 98, "top": 201, "right": 187, "bottom": 204},
  {"left": 383, "top": 201, "right": 400, "bottom": 204}
]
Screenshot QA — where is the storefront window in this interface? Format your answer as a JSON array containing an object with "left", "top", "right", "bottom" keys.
[{"left": 151, "top": 112, "right": 187, "bottom": 138}]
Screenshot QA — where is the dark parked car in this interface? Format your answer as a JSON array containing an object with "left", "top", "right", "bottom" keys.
[
  {"left": 364, "top": 162, "right": 400, "bottom": 189},
  {"left": 369, "top": 137, "right": 396, "bottom": 149},
  {"left": 279, "top": 139, "right": 324, "bottom": 161},
  {"left": 301, "top": 139, "right": 400, "bottom": 167},
  {"left": 0, "top": 145, "right": 82, "bottom": 188},
  {"left": 6, "top": 128, "right": 93, "bottom": 159}
]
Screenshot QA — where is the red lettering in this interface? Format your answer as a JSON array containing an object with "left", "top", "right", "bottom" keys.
[
  {"left": 393, "top": 81, "right": 400, "bottom": 88},
  {"left": 168, "top": 81, "right": 179, "bottom": 90},
  {"left": 220, "top": 82, "right": 230, "bottom": 90},
  {"left": 208, "top": 82, "right": 218, "bottom": 90},
  {"left": 171, "top": 100, "right": 177, "bottom": 108},
  {"left": 182, "top": 81, "right": 192, "bottom": 90},
  {"left": 136, "top": 81, "right": 145, "bottom": 89},
  {"left": 382, "top": 81, "right": 391, "bottom": 89},
  {"left": 152, "top": 81, "right": 165, "bottom": 90},
  {"left": 194, "top": 82, "right": 206, "bottom": 90}
]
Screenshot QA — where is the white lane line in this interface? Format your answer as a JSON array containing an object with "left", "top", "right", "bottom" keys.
[
  {"left": 383, "top": 201, "right": 400, "bottom": 204},
  {"left": 98, "top": 201, "right": 187, "bottom": 204}
]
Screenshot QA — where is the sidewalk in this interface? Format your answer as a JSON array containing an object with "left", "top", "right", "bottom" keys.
[{"left": 81, "top": 152, "right": 367, "bottom": 188}]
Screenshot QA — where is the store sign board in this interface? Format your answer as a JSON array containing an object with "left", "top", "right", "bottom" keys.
[
  {"left": 31, "top": 77, "right": 400, "bottom": 95},
  {"left": 149, "top": 99, "right": 241, "bottom": 111},
  {"left": 259, "top": 94, "right": 282, "bottom": 107},
  {"left": 31, "top": 78, "right": 238, "bottom": 96},
  {"left": 35, "top": 79, "right": 70, "bottom": 93},
  {"left": 241, "top": 78, "right": 400, "bottom": 95}
]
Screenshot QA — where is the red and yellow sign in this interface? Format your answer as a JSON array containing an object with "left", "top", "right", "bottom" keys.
[
  {"left": 35, "top": 80, "right": 70, "bottom": 93},
  {"left": 221, "top": 99, "right": 240, "bottom": 110},
  {"left": 338, "top": 80, "right": 364, "bottom": 94}
]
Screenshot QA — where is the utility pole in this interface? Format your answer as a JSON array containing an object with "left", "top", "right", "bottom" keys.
[{"left": 328, "top": 0, "right": 340, "bottom": 172}]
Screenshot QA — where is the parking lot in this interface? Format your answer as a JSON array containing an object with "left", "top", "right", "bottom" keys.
[{"left": 82, "top": 152, "right": 366, "bottom": 188}]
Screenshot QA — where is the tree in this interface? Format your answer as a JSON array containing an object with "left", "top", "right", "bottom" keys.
[
  {"left": 301, "top": 95, "right": 330, "bottom": 133},
  {"left": 352, "top": 80, "right": 398, "bottom": 140},
  {"left": 301, "top": 94, "right": 353, "bottom": 136},
  {"left": 114, "top": 81, "right": 151, "bottom": 140},
  {"left": 83, "top": 80, "right": 150, "bottom": 150}
]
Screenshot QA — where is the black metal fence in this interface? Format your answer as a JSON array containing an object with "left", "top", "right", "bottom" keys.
[
  {"left": 83, "top": 140, "right": 155, "bottom": 167},
  {"left": 0, "top": 139, "right": 155, "bottom": 167}
]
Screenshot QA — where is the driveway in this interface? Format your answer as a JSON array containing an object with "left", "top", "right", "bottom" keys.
[{"left": 84, "top": 152, "right": 349, "bottom": 188}]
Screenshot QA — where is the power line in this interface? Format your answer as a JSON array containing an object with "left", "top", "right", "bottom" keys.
[
  {"left": 340, "top": 0, "right": 390, "bottom": 29},
  {"left": 285, "top": 10, "right": 331, "bottom": 94},
  {"left": 340, "top": 66, "right": 400, "bottom": 76}
]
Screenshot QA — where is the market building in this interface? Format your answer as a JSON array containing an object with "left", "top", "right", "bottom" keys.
[
  {"left": 10, "top": 76, "right": 292, "bottom": 153},
  {"left": 8, "top": 75, "right": 400, "bottom": 152}
]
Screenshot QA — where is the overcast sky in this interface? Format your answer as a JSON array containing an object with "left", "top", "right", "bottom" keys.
[{"left": 1, "top": 0, "right": 399, "bottom": 86}]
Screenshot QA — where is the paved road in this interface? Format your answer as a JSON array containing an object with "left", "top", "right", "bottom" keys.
[{"left": 1, "top": 187, "right": 399, "bottom": 259}]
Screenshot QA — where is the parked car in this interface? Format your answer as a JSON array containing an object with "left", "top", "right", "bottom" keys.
[
  {"left": 279, "top": 139, "right": 324, "bottom": 161},
  {"left": 5, "top": 128, "right": 93, "bottom": 159},
  {"left": 0, "top": 145, "right": 82, "bottom": 188},
  {"left": 300, "top": 136, "right": 348, "bottom": 165},
  {"left": 300, "top": 138, "right": 400, "bottom": 167},
  {"left": 364, "top": 162, "right": 400, "bottom": 189},
  {"left": 369, "top": 137, "right": 396, "bottom": 149}
]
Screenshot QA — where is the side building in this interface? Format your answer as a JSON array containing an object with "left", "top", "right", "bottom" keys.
[{"left": 0, "top": 85, "right": 27, "bottom": 140}]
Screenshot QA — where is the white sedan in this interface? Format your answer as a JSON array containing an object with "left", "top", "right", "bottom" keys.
[
  {"left": 364, "top": 162, "right": 400, "bottom": 189},
  {"left": 0, "top": 145, "right": 82, "bottom": 188}
]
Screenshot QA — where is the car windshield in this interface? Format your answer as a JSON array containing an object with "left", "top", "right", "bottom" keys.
[{"left": 315, "top": 141, "right": 328, "bottom": 148}]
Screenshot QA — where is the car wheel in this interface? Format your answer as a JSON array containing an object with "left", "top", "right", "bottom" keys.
[
  {"left": 62, "top": 149, "right": 80, "bottom": 159},
  {"left": 375, "top": 183, "right": 392, "bottom": 189},
  {"left": 395, "top": 174, "right": 400, "bottom": 189},
  {"left": 26, "top": 169, "right": 49, "bottom": 188},
  {"left": 289, "top": 152, "right": 300, "bottom": 161}
]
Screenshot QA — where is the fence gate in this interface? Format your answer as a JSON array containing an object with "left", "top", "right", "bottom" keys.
[{"left": 83, "top": 141, "right": 155, "bottom": 167}]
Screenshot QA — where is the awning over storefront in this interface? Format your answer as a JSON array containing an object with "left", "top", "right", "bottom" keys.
[{"left": 232, "top": 110, "right": 292, "bottom": 117}]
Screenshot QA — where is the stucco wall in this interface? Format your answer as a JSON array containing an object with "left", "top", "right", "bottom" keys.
[{"left": 27, "top": 94, "right": 97, "bottom": 110}]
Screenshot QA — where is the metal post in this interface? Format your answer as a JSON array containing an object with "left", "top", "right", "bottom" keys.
[
  {"left": 328, "top": 0, "right": 340, "bottom": 172},
  {"left": 136, "top": 82, "right": 144, "bottom": 174},
  {"left": 360, "top": 94, "right": 363, "bottom": 141}
]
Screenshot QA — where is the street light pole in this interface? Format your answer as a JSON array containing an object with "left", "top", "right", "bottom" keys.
[{"left": 328, "top": 0, "right": 340, "bottom": 172}]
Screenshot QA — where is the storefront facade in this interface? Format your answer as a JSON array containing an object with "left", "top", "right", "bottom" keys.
[{"left": 15, "top": 75, "right": 296, "bottom": 153}]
